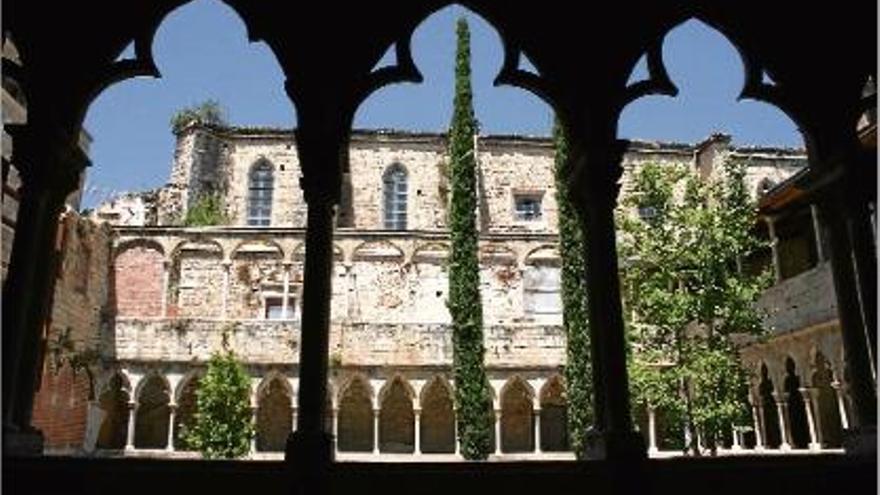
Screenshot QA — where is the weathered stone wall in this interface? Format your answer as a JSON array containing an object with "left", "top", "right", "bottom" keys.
[{"left": 756, "top": 261, "right": 837, "bottom": 336}]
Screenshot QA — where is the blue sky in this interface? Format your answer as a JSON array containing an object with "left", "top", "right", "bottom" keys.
[{"left": 82, "top": 0, "right": 801, "bottom": 208}]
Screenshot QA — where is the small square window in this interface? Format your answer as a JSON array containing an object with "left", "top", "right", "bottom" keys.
[
  {"left": 265, "top": 296, "right": 297, "bottom": 320},
  {"left": 514, "top": 194, "right": 543, "bottom": 221}
]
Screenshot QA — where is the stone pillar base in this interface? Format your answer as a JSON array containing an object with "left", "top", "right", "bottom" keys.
[
  {"left": 286, "top": 430, "right": 334, "bottom": 495},
  {"left": 843, "top": 425, "right": 877, "bottom": 457},
  {"left": 3, "top": 425, "right": 44, "bottom": 457},
  {"left": 582, "top": 427, "right": 646, "bottom": 461}
]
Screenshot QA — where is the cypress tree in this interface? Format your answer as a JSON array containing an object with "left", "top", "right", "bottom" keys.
[
  {"left": 552, "top": 119, "right": 592, "bottom": 458},
  {"left": 447, "top": 17, "right": 492, "bottom": 460}
]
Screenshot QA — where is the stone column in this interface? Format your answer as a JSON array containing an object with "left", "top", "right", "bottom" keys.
[
  {"left": 819, "top": 196, "right": 877, "bottom": 437},
  {"left": 126, "top": 402, "right": 137, "bottom": 450},
  {"left": 454, "top": 413, "right": 461, "bottom": 457},
  {"left": 806, "top": 387, "right": 826, "bottom": 448},
  {"left": 799, "top": 388, "right": 821, "bottom": 450},
  {"left": 282, "top": 262, "right": 292, "bottom": 319},
  {"left": 250, "top": 406, "right": 258, "bottom": 454},
  {"left": 647, "top": 406, "right": 658, "bottom": 454},
  {"left": 287, "top": 170, "right": 337, "bottom": 471},
  {"left": 166, "top": 404, "right": 177, "bottom": 452},
  {"left": 414, "top": 408, "right": 422, "bottom": 455},
  {"left": 766, "top": 216, "right": 782, "bottom": 283},
  {"left": 161, "top": 259, "right": 171, "bottom": 317},
  {"left": 750, "top": 398, "right": 765, "bottom": 451},
  {"left": 221, "top": 260, "right": 231, "bottom": 319},
  {"left": 533, "top": 406, "right": 542, "bottom": 454},
  {"left": 331, "top": 408, "right": 339, "bottom": 454},
  {"left": 292, "top": 408, "right": 298, "bottom": 432},
  {"left": 494, "top": 409, "right": 502, "bottom": 455},
  {"left": 731, "top": 426, "right": 741, "bottom": 451},
  {"left": 2, "top": 124, "right": 88, "bottom": 454},
  {"left": 831, "top": 380, "right": 851, "bottom": 430},
  {"left": 773, "top": 394, "right": 792, "bottom": 450},
  {"left": 810, "top": 204, "right": 826, "bottom": 262},
  {"left": 372, "top": 408, "right": 380, "bottom": 454},
  {"left": 569, "top": 136, "right": 644, "bottom": 460}
]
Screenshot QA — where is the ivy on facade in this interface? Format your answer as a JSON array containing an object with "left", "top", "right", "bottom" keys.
[
  {"left": 447, "top": 17, "right": 492, "bottom": 460},
  {"left": 551, "top": 119, "right": 593, "bottom": 458}
]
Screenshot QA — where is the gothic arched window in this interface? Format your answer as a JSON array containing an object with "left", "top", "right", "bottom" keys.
[
  {"left": 383, "top": 164, "right": 408, "bottom": 230},
  {"left": 248, "top": 160, "right": 274, "bottom": 226}
]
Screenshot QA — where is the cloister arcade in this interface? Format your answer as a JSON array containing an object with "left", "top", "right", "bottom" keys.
[{"left": 2, "top": 0, "right": 874, "bottom": 493}]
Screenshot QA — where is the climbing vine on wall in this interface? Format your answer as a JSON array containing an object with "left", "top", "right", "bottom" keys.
[
  {"left": 447, "top": 17, "right": 492, "bottom": 460},
  {"left": 551, "top": 119, "right": 593, "bottom": 458}
]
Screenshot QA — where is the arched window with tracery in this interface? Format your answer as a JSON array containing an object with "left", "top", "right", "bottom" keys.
[
  {"left": 247, "top": 160, "right": 274, "bottom": 226},
  {"left": 382, "top": 164, "right": 408, "bottom": 230}
]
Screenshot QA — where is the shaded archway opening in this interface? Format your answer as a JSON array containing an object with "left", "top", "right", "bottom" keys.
[
  {"left": 784, "top": 358, "right": 810, "bottom": 449},
  {"left": 337, "top": 379, "right": 373, "bottom": 452},
  {"left": 96, "top": 374, "right": 130, "bottom": 450},
  {"left": 379, "top": 379, "right": 415, "bottom": 453},
  {"left": 811, "top": 353, "right": 842, "bottom": 448},
  {"left": 759, "top": 365, "right": 782, "bottom": 449},
  {"left": 500, "top": 380, "right": 533, "bottom": 453},
  {"left": 539, "top": 378, "right": 568, "bottom": 452},
  {"left": 173, "top": 376, "right": 199, "bottom": 451},
  {"left": 134, "top": 375, "right": 171, "bottom": 449},
  {"left": 420, "top": 377, "right": 455, "bottom": 453},
  {"left": 256, "top": 377, "right": 293, "bottom": 452}
]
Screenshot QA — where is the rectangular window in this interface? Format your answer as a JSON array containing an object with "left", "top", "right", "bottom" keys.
[
  {"left": 523, "top": 265, "right": 562, "bottom": 315},
  {"left": 514, "top": 194, "right": 543, "bottom": 221},
  {"left": 265, "top": 296, "right": 297, "bottom": 320}
]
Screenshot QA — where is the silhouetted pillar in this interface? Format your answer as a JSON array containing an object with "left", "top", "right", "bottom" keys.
[
  {"left": 286, "top": 122, "right": 341, "bottom": 488},
  {"left": 848, "top": 200, "right": 877, "bottom": 377},
  {"left": 2, "top": 124, "right": 87, "bottom": 455},
  {"left": 569, "top": 136, "right": 644, "bottom": 460},
  {"left": 819, "top": 194, "right": 877, "bottom": 435}
]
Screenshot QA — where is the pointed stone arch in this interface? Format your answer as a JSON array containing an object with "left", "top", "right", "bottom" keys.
[
  {"left": 419, "top": 375, "right": 455, "bottom": 453},
  {"left": 758, "top": 362, "right": 781, "bottom": 448},
  {"left": 173, "top": 371, "right": 201, "bottom": 451},
  {"left": 256, "top": 373, "right": 293, "bottom": 452},
  {"left": 378, "top": 376, "right": 415, "bottom": 453},
  {"left": 500, "top": 376, "right": 535, "bottom": 453},
  {"left": 783, "top": 356, "right": 810, "bottom": 449},
  {"left": 96, "top": 372, "right": 131, "bottom": 450},
  {"left": 539, "top": 375, "right": 568, "bottom": 452},
  {"left": 134, "top": 372, "right": 171, "bottom": 449},
  {"left": 337, "top": 374, "right": 374, "bottom": 452}
]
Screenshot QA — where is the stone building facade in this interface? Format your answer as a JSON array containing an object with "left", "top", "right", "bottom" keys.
[{"left": 72, "top": 123, "right": 834, "bottom": 460}]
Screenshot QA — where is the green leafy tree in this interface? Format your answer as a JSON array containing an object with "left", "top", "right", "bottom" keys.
[
  {"left": 184, "top": 349, "right": 255, "bottom": 459},
  {"left": 447, "top": 17, "right": 492, "bottom": 460},
  {"left": 551, "top": 119, "right": 592, "bottom": 458},
  {"left": 183, "top": 191, "right": 228, "bottom": 226},
  {"left": 171, "top": 99, "right": 227, "bottom": 134},
  {"left": 619, "top": 160, "right": 769, "bottom": 455}
]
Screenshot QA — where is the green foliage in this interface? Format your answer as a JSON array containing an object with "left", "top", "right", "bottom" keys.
[
  {"left": 184, "top": 192, "right": 228, "bottom": 227},
  {"left": 447, "top": 17, "right": 492, "bottom": 460},
  {"left": 171, "top": 99, "right": 227, "bottom": 134},
  {"left": 620, "top": 160, "right": 770, "bottom": 454},
  {"left": 184, "top": 350, "right": 255, "bottom": 459},
  {"left": 551, "top": 119, "right": 593, "bottom": 458}
]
